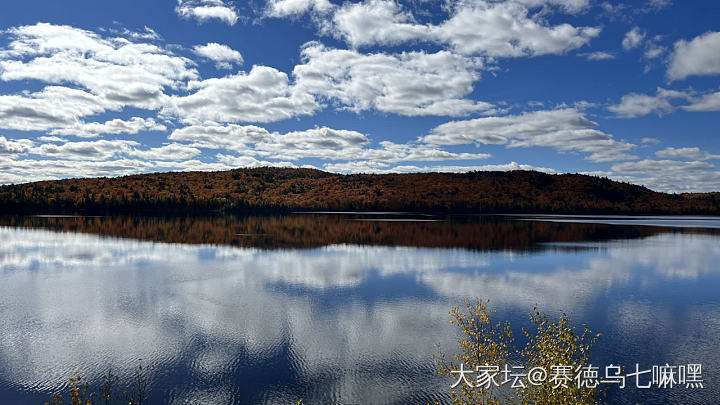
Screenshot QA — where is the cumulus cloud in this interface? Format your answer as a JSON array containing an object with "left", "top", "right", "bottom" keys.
[
  {"left": 171, "top": 124, "right": 374, "bottom": 161},
  {"left": 643, "top": 41, "right": 665, "bottom": 60},
  {"left": 166, "top": 66, "right": 318, "bottom": 123},
  {"left": 175, "top": 0, "right": 240, "bottom": 25},
  {"left": 514, "top": 0, "right": 591, "bottom": 14},
  {"left": 49, "top": 117, "right": 167, "bottom": 138},
  {"left": 622, "top": 27, "right": 645, "bottom": 51},
  {"left": 293, "top": 43, "right": 494, "bottom": 117},
  {"left": 667, "top": 31, "right": 720, "bottom": 80},
  {"left": 607, "top": 87, "right": 690, "bottom": 118},
  {"left": 579, "top": 51, "right": 615, "bottom": 60},
  {"left": 644, "top": 0, "right": 672, "bottom": 12},
  {"left": 324, "top": 160, "right": 556, "bottom": 174},
  {"left": 655, "top": 147, "right": 720, "bottom": 161},
  {"left": 610, "top": 159, "right": 720, "bottom": 192},
  {"left": 170, "top": 124, "right": 491, "bottom": 163},
  {"left": 265, "top": 0, "right": 333, "bottom": 18},
  {"left": 29, "top": 140, "right": 140, "bottom": 161},
  {"left": 215, "top": 154, "right": 297, "bottom": 169},
  {"left": 0, "top": 23, "right": 197, "bottom": 113},
  {"left": 129, "top": 143, "right": 202, "bottom": 161},
  {"left": 331, "top": 0, "right": 433, "bottom": 47},
  {"left": 0, "top": 158, "right": 156, "bottom": 183},
  {"left": 326, "top": 0, "right": 600, "bottom": 57},
  {"left": 9, "top": 138, "right": 198, "bottom": 163},
  {"left": 123, "top": 27, "right": 162, "bottom": 41},
  {"left": 0, "top": 87, "right": 109, "bottom": 132},
  {"left": 0, "top": 136, "right": 33, "bottom": 155},
  {"left": 683, "top": 91, "right": 720, "bottom": 112},
  {"left": 612, "top": 159, "right": 712, "bottom": 175},
  {"left": 423, "top": 108, "right": 636, "bottom": 162},
  {"left": 193, "top": 43, "right": 244, "bottom": 69},
  {"left": 435, "top": 1, "right": 600, "bottom": 57},
  {"left": 37, "top": 136, "right": 66, "bottom": 143}
]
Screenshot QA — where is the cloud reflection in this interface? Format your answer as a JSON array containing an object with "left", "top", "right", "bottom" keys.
[{"left": 0, "top": 227, "right": 718, "bottom": 404}]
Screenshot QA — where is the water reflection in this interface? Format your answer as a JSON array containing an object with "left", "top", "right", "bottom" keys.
[
  {"left": 0, "top": 216, "right": 718, "bottom": 404},
  {"left": 1, "top": 214, "right": 704, "bottom": 251}
]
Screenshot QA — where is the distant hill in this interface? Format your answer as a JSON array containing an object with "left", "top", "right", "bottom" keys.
[{"left": 1, "top": 167, "right": 719, "bottom": 215}]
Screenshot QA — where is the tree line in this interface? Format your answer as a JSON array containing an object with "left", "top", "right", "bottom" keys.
[{"left": 1, "top": 167, "right": 719, "bottom": 215}]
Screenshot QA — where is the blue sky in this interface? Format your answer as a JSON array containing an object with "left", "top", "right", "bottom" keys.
[{"left": 0, "top": 0, "right": 718, "bottom": 192}]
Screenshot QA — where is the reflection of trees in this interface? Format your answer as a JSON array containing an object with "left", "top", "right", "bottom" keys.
[{"left": 0, "top": 214, "right": 707, "bottom": 251}]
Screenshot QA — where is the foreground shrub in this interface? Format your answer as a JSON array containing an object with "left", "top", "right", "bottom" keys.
[{"left": 434, "top": 299, "right": 602, "bottom": 405}]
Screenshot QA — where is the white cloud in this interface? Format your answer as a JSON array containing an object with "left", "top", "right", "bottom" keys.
[
  {"left": 0, "top": 86, "right": 109, "bottom": 132},
  {"left": 622, "top": 27, "right": 645, "bottom": 51},
  {"left": 49, "top": 117, "right": 167, "bottom": 138},
  {"left": 331, "top": 0, "right": 432, "bottom": 47},
  {"left": 0, "top": 23, "right": 197, "bottom": 112},
  {"left": 607, "top": 87, "right": 690, "bottom": 118},
  {"left": 170, "top": 124, "right": 491, "bottom": 163},
  {"left": 579, "top": 51, "right": 615, "bottom": 60},
  {"left": 0, "top": 158, "right": 156, "bottom": 183},
  {"left": 368, "top": 141, "right": 491, "bottom": 163},
  {"left": 116, "top": 27, "right": 162, "bottom": 41},
  {"left": 324, "top": 160, "right": 556, "bottom": 174},
  {"left": 169, "top": 123, "right": 270, "bottom": 151},
  {"left": 37, "top": 136, "right": 66, "bottom": 143},
  {"left": 155, "top": 159, "right": 234, "bottom": 172},
  {"left": 643, "top": 42, "right": 665, "bottom": 59},
  {"left": 0, "top": 136, "right": 33, "bottom": 155},
  {"left": 514, "top": 0, "right": 591, "bottom": 14},
  {"left": 215, "top": 154, "right": 297, "bottom": 169},
  {"left": 166, "top": 66, "right": 318, "bottom": 123},
  {"left": 644, "top": 0, "right": 672, "bottom": 12},
  {"left": 175, "top": 0, "right": 240, "bottom": 25},
  {"left": 610, "top": 159, "right": 720, "bottom": 192},
  {"left": 257, "top": 127, "right": 370, "bottom": 160},
  {"left": 171, "top": 124, "right": 371, "bottom": 161},
  {"left": 193, "top": 43, "right": 244, "bottom": 69},
  {"left": 423, "top": 108, "right": 636, "bottom": 162},
  {"left": 294, "top": 43, "right": 494, "bottom": 117},
  {"left": 29, "top": 140, "right": 139, "bottom": 161},
  {"left": 667, "top": 31, "right": 720, "bottom": 80},
  {"left": 129, "top": 143, "right": 202, "bottom": 161},
  {"left": 683, "top": 91, "right": 720, "bottom": 112},
  {"left": 265, "top": 0, "right": 333, "bottom": 18},
  {"left": 10, "top": 138, "right": 198, "bottom": 164},
  {"left": 610, "top": 87, "right": 720, "bottom": 117},
  {"left": 327, "top": 0, "right": 600, "bottom": 57},
  {"left": 434, "top": 1, "right": 600, "bottom": 57},
  {"left": 655, "top": 147, "right": 720, "bottom": 161},
  {"left": 611, "top": 159, "right": 713, "bottom": 175}
]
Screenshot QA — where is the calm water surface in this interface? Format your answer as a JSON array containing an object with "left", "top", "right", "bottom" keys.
[{"left": 0, "top": 214, "right": 718, "bottom": 404}]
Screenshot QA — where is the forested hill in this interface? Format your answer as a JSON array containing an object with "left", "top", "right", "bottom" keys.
[{"left": 1, "top": 168, "right": 719, "bottom": 215}]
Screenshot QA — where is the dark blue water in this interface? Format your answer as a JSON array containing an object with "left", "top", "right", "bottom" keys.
[{"left": 0, "top": 214, "right": 717, "bottom": 404}]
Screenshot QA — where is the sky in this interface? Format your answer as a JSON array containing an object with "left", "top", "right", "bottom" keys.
[{"left": 0, "top": 0, "right": 718, "bottom": 193}]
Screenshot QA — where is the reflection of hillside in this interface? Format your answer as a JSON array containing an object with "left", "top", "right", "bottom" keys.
[{"left": 0, "top": 214, "right": 704, "bottom": 251}]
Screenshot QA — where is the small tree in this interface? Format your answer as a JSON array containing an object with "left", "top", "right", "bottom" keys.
[
  {"left": 517, "top": 310, "right": 601, "bottom": 405},
  {"left": 435, "top": 300, "right": 602, "bottom": 405},
  {"left": 434, "top": 299, "right": 514, "bottom": 405}
]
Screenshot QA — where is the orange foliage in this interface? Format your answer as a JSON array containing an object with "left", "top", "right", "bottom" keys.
[{"left": 0, "top": 167, "right": 718, "bottom": 215}]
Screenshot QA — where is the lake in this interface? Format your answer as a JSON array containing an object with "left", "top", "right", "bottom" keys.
[{"left": 0, "top": 214, "right": 718, "bottom": 404}]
